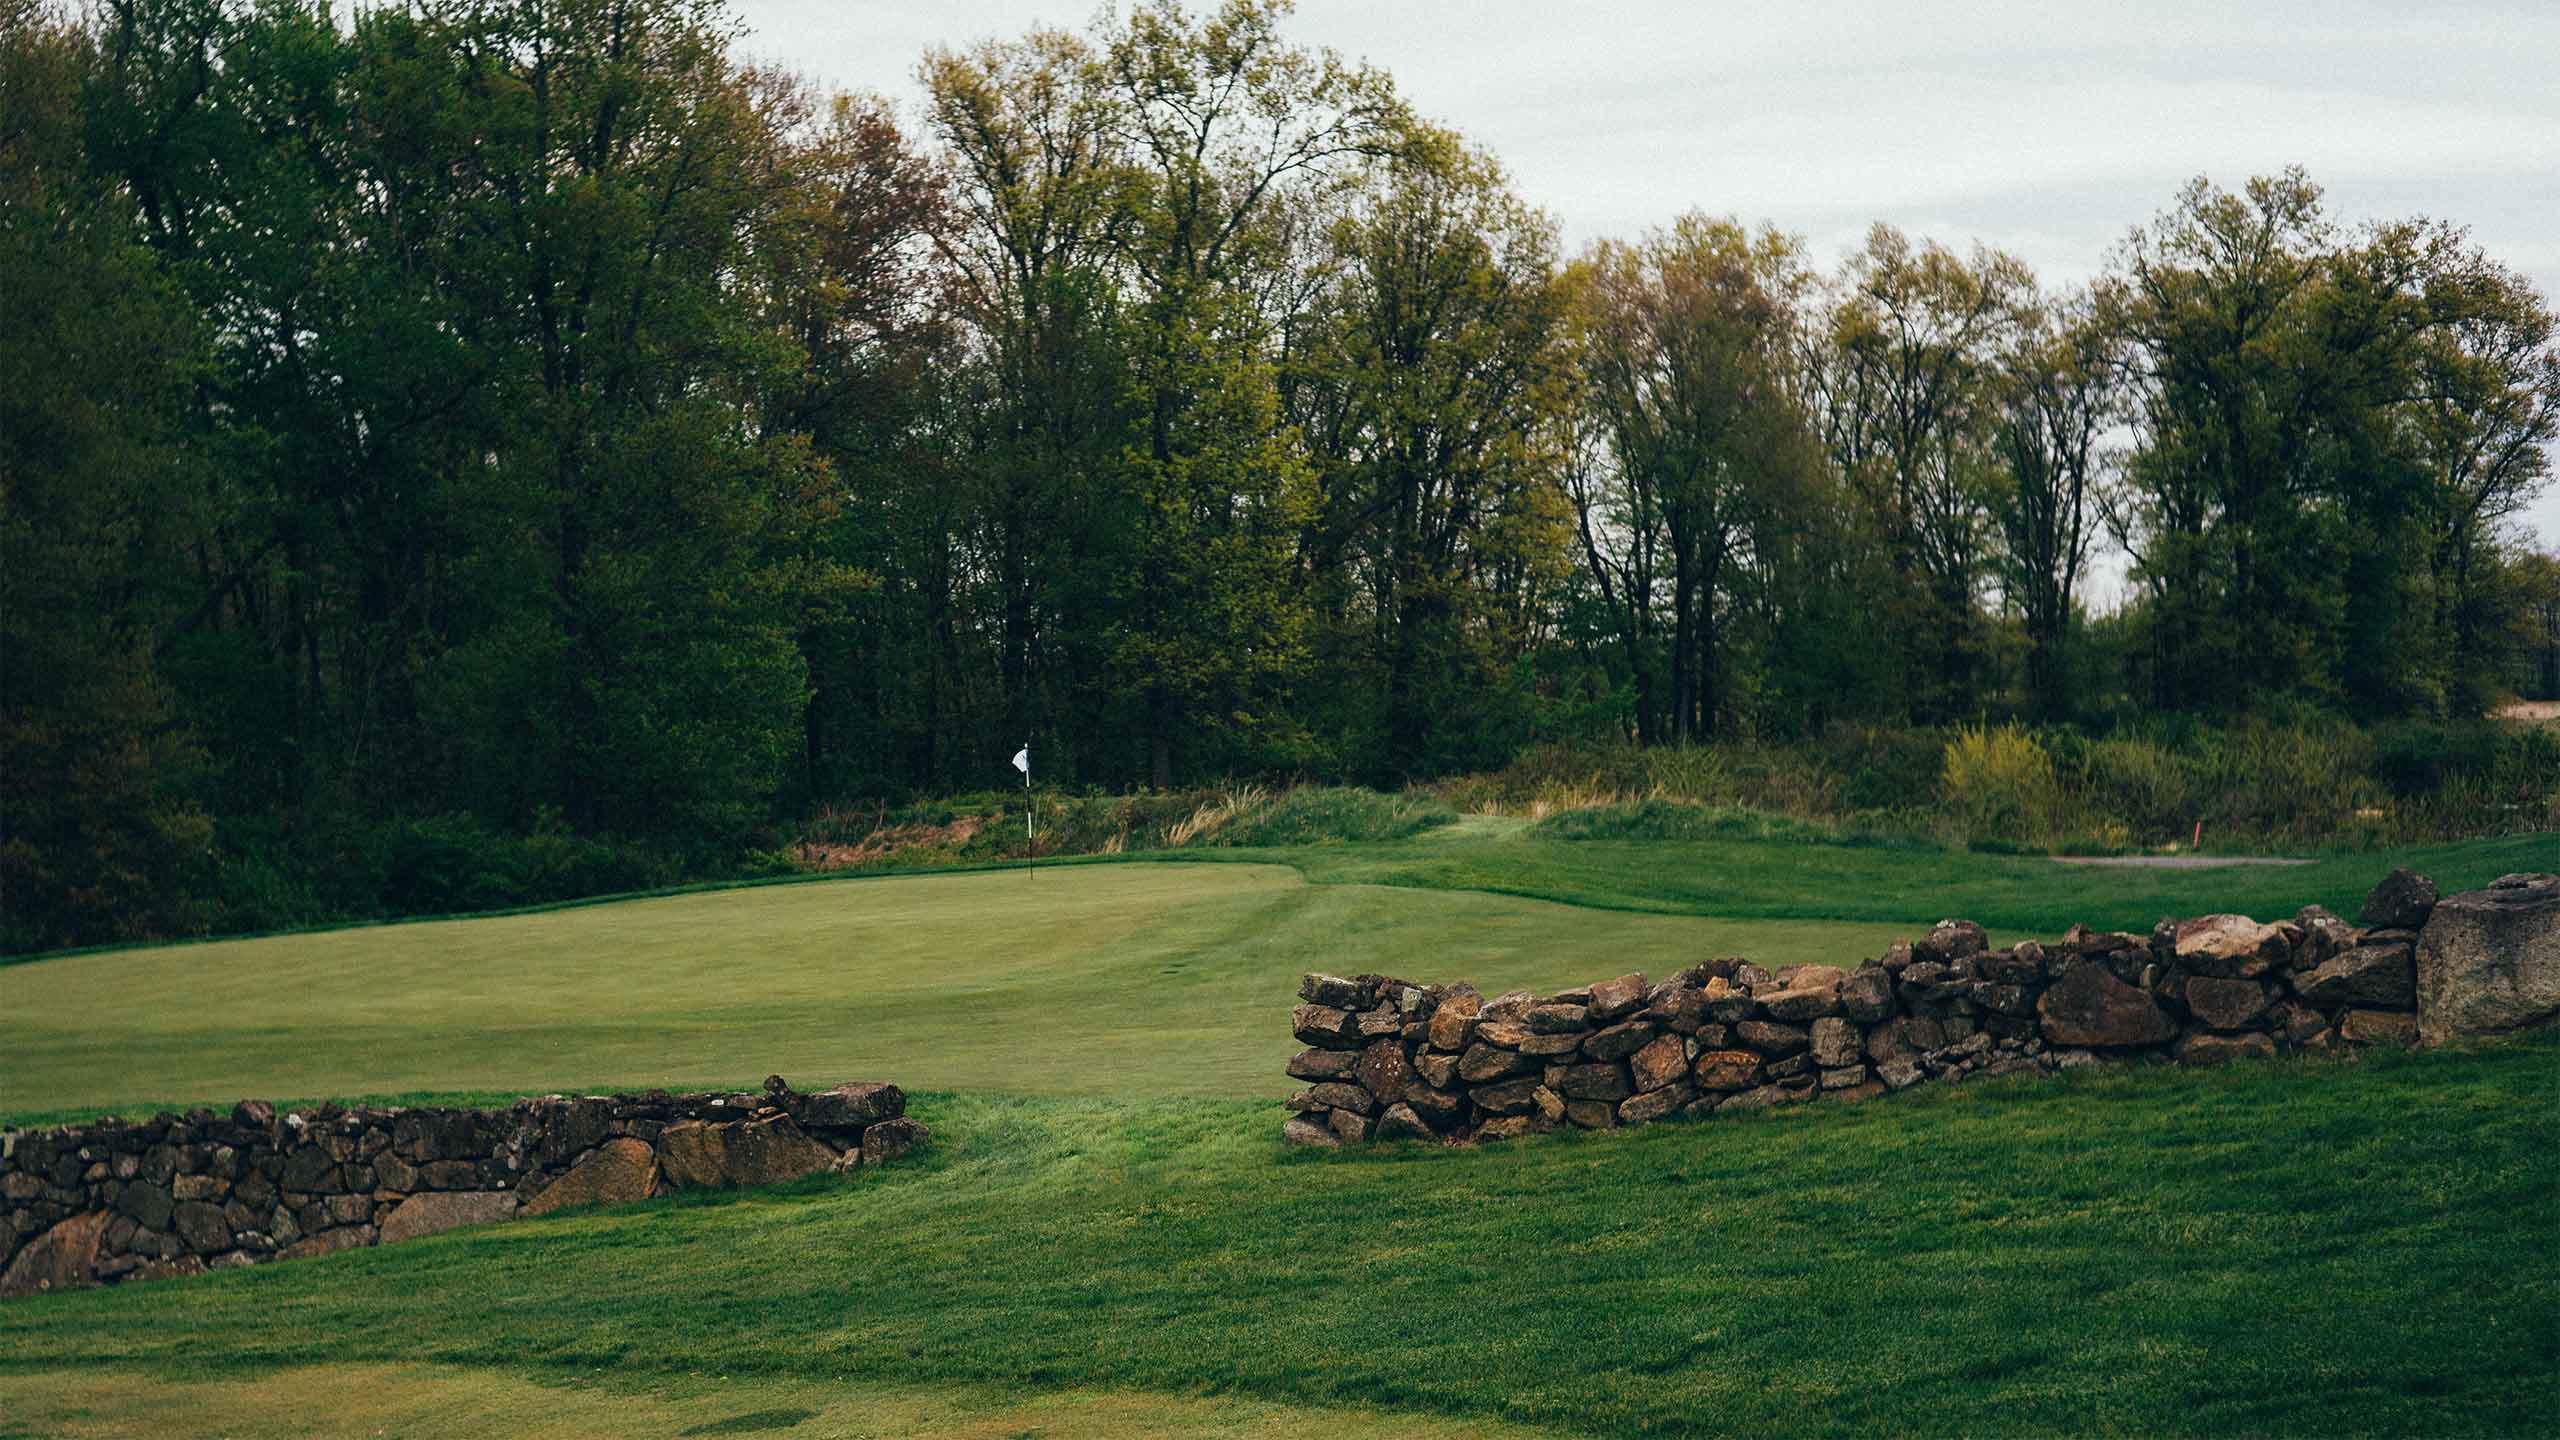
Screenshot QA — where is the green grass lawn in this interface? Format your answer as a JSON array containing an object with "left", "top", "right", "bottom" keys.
[{"left": 2, "top": 826, "right": 2555, "bottom": 1437}]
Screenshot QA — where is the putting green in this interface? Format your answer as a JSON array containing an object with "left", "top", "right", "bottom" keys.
[{"left": 3, "top": 863, "right": 1913, "bottom": 1117}]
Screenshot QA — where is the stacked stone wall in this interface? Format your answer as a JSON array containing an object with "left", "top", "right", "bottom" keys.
[
  {"left": 1283, "top": 868, "right": 2552, "bottom": 1147},
  {"left": 0, "top": 1075, "right": 925, "bottom": 1298}
]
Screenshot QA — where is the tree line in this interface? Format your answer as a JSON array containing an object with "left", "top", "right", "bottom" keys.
[{"left": 6, "top": 0, "right": 2557, "bottom": 950}]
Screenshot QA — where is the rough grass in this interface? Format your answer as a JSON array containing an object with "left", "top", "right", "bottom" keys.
[{"left": 3, "top": 1044, "right": 2553, "bottom": 1438}]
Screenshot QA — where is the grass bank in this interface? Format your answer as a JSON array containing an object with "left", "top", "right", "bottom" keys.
[{"left": 4, "top": 1042, "right": 2554, "bottom": 1437}]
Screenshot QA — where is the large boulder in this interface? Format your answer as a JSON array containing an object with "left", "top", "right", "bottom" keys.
[
  {"left": 521, "top": 1138, "right": 658, "bottom": 1218},
  {"left": 2416, "top": 873, "right": 2560, "bottom": 1044},
  {"left": 2038, "top": 963, "right": 2176, "bottom": 1047},
  {"left": 657, "top": 1116, "right": 840, "bottom": 1190},
  {"left": 0, "top": 1211, "right": 109, "bottom": 1297},
  {"left": 378, "top": 1190, "right": 517, "bottom": 1245}
]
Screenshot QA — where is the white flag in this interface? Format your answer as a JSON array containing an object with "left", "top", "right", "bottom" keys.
[{"left": 1011, "top": 746, "right": 1030, "bottom": 777}]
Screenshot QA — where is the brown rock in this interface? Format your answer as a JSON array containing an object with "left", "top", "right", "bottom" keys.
[
  {"left": 279, "top": 1224, "right": 376, "bottom": 1260},
  {"left": 1716, "top": 1084, "right": 1809, "bottom": 1113},
  {"left": 2175, "top": 1031, "right": 2277, "bottom": 1066},
  {"left": 1759, "top": 983, "right": 1842, "bottom": 1022},
  {"left": 1557, "top": 1063, "right": 1635, "bottom": 1102},
  {"left": 1288, "top": 1083, "right": 1376, "bottom": 1116},
  {"left": 522, "top": 1138, "right": 657, "bottom": 1218},
  {"left": 1809, "top": 1017, "right": 1862, "bottom": 1068},
  {"left": 2184, "top": 976, "right": 2268, "bottom": 1032},
  {"left": 1691, "top": 1050, "right": 1763, "bottom": 1091},
  {"left": 1299, "top": 973, "right": 1368, "bottom": 1007},
  {"left": 1818, "top": 1065, "right": 1871, "bottom": 1090},
  {"left": 1471, "top": 1116, "right": 1539, "bottom": 1143},
  {"left": 1353, "top": 1040, "right": 1416, "bottom": 1104},
  {"left": 795, "top": 1082, "right": 904, "bottom": 1129},
  {"left": 2037, "top": 963, "right": 2176, "bottom": 1047},
  {"left": 2415, "top": 873, "right": 2560, "bottom": 1044},
  {"left": 2361, "top": 868, "right": 2439, "bottom": 930},
  {"left": 1583, "top": 1018, "right": 1659, "bottom": 1061},
  {"left": 1617, "top": 1084, "right": 1694, "bottom": 1125},
  {"left": 1564, "top": 1099, "right": 1617, "bottom": 1129},
  {"left": 858, "top": 1116, "right": 929, "bottom": 1165},
  {"left": 1865, "top": 1014, "right": 1945, "bottom": 1066},
  {"left": 0, "top": 1211, "right": 109, "bottom": 1297},
  {"left": 657, "top": 1116, "right": 839, "bottom": 1190},
  {"left": 1915, "top": 919, "right": 1989, "bottom": 962},
  {"left": 2340, "top": 1009, "right": 2419, "bottom": 1046},
  {"left": 1291, "top": 1003, "right": 1364, "bottom": 1050},
  {"left": 1474, "top": 1020, "right": 1534, "bottom": 1049},
  {"left": 1839, "top": 966, "right": 1894, "bottom": 1023},
  {"left": 378, "top": 1190, "right": 516, "bottom": 1245},
  {"left": 1413, "top": 1051, "right": 1459, "bottom": 1089},
  {"left": 170, "top": 1202, "right": 232, "bottom": 1253},
  {"left": 2173, "top": 914, "right": 2289, "bottom": 978},
  {"left": 1374, "top": 1104, "right": 1437, "bottom": 1142},
  {"left": 1469, "top": 1076, "right": 1546, "bottom": 1116},
  {"left": 2297, "top": 944, "right": 2416, "bottom": 1010},
  {"left": 1734, "top": 1020, "right": 1809, "bottom": 1056},
  {"left": 1286, "top": 1048, "right": 1360, "bottom": 1082},
  {"left": 1403, "top": 1086, "right": 1465, "bottom": 1129},
  {"left": 1280, "top": 1116, "right": 1340, "bottom": 1148},
  {"left": 1524, "top": 1003, "right": 1591, "bottom": 1034},
  {"left": 1355, "top": 1009, "right": 1404, "bottom": 1040},
  {"left": 1459, "top": 1042, "right": 1536, "bottom": 1084},
  {"left": 1626, "top": 1034, "right": 1687, "bottom": 1092},
  {"left": 1426, "top": 990, "right": 1481, "bottom": 1051},
  {"left": 1327, "top": 1108, "right": 1373, "bottom": 1143},
  {"left": 1586, "top": 973, "right": 1650, "bottom": 1022}
]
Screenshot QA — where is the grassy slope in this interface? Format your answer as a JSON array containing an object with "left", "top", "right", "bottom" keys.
[
  {"left": 3, "top": 1046, "right": 2554, "bottom": 1438},
  {"left": 2, "top": 862, "right": 1922, "bottom": 1118},
  {"left": 3, "top": 825, "right": 2555, "bottom": 1436}
]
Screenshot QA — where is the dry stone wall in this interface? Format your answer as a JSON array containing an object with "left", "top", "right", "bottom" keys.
[
  {"left": 0, "top": 1075, "right": 926, "bottom": 1299},
  {"left": 1283, "top": 868, "right": 2556, "bottom": 1147}
]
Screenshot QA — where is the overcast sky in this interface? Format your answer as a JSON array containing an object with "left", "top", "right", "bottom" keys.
[{"left": 729, "top": 0, "right": 2560, "bottom": 552}]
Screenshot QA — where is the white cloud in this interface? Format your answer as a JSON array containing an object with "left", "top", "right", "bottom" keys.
[{"left": 732, "top": 0, "right": 2560, "bottom": 549}]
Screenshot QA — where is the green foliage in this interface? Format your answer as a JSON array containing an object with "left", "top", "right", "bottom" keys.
[
  {"left": 1531, "top": 799, "right": 1843, "bottom": 845},
  {"left": 1189, "top": 786, "right": 1456, "bottom": 848},
  {"left": 1941, "top": 724, "right": 2063, "bottom": 842},
  {"left": 7, "top": 0, "right": 2556, "bottom": 953}
]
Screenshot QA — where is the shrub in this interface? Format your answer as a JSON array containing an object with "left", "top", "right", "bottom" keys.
[{"left": 1940, "top": 725, "right": 2061, "bottom": 845}]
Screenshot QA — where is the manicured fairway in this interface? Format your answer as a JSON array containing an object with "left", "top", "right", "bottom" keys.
[
  {"left": 2, "top": 861, "right": 1916, "bottom": 1118},
  {"left": 3, "top": 828, "right": 2554, "bottom": 1438}
]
